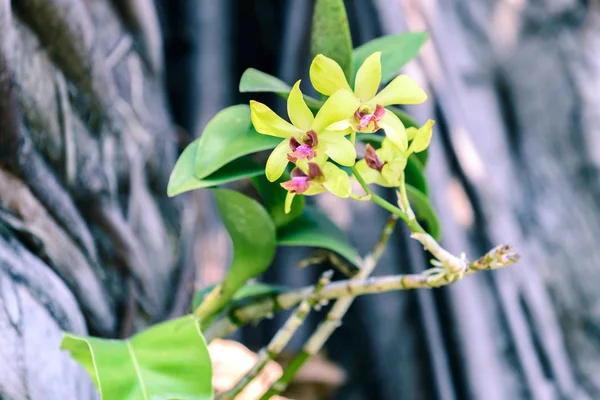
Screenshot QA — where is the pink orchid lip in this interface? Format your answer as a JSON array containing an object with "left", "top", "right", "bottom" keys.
[
  {"left": 288, "top": 143, "right": 316, "bottom": 163},
  {"left": 364, "top": 144, "right": 385, "bottom": 172},
  {"left": 355, "top": 104, "right": 385, "bottom": 130},
  {"left": 281, "top": 175, "right": 310, "bottom": 194},
  {"left": 288, "top": 130, "right": 319, "bottom": 163},
  {"left": 281, "top": 163, "right": 324, "bottom": 194},
  {"left": 282, "top": 167, "right": 310, "bottom": 193}
]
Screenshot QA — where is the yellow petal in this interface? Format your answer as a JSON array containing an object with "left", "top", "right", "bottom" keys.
[
  {"left": 327, "top": 119, "right": 353, "bottom": 132},
  {"left": 319, "top": 132, "right": 356, "bottom": 166},
  {"left": 406, "top": 127, "right": 419, "bottom": 141},
  {"left": 265, "top": 140, "right": 291, "bottom": 182},
  {"left": 381, "top": 160, "right": 406, "bottom": 186},
  {"left": 304, "top": 183, "right": 326, "bottom": 196},
  {"left": 380, "top": 137, "right": 406, "bottom": 160},
  {"left": 287, "top": 80, "right": 314, "bottom": 130},
  {"left": 309, "top": 54, "right": 352, "bottom": 96},
  {"left": 284, "top": 191, "right": 296, "bottom": 214},
  {"left": 322, "top": 162, "right": 351, "bottom": 198},
  {"left": 354, "top": 52, "right": 381, "bottom": 102},
  {"left": 379, "top": 112, "right": 408, "bottom": 152},
  {"left": 250, "top": 100, "right": 303, "bottom": 138},
  {"left": 370, "top": 75, "right": 428, "bottom": 107},
  {"left": 408, "top": 119, "right": 435, "bottom": 153},
  {"left": 355, "top": 159, "right": 381, "bottom": 184},
  {"left": 312, "top": 89, "right": 360, "bottom": 133}
]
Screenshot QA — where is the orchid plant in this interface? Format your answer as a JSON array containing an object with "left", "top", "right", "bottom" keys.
[{"left": 59, "top": 1, "right": 519, "bottom": 399}]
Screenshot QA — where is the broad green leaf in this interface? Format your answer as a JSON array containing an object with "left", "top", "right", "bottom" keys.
[
  {"left": 61, "top": 316, "right": 212, "bottom": 400},
  {"left": 405, "top": 155, "right": 428, "bottom": 196},
  {"left": 239, "top": 68, "right": 292, "bottom": 95},
  {"left": 195, "top": 105, "right": 280, "bottom": 179},
  {"left": 168, "top": 139, "right": 264, "bottom": 196},
  {"left": 239, "top": 68, "right": 323, "bottom": 111},
  {"left": 252, "top": 173, "right": 305, "bottom": 228},
  {"left": 353, "top": 32, "right": 428, "bottom": 83},
  {"left": 192, "top": 282, "right": 287, "bottom": 310},
  {"left": 278, "top": 206, "right": 359, "bottom": 266},
  {"left": 214, "top": 189, "right": 277, "bottom": 301},
  {"left": 311, "top": 0, "right": 353, "bottom": 80},
  {"left": 406, "top": 184, "right": 440, "bottom": 240}
]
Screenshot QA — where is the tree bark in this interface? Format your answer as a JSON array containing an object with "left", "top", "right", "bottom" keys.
[{"left": 0, "top": 0, "right": 181, "bottom": 398}]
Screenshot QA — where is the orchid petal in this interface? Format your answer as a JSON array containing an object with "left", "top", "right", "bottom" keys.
[
  {"left": 370, "top": 75, "right": 428, "bottom": 107},
  {"left": 284, "top": 192, "right": 296, "bottom": 214},
  {"left": 408, "top": 119, "right": 435, "bottom": 153},
  {"left": 379, "top": 137, "right": 405, "bottom": 160},
  {"left": 381, "top": 160, "right": 406, "bottom": 186},
  {"left": 355, "top": 159, "right": 380, "bottom": 183},
  {"left": 326, "top": 119, "right": 354, "bottom": 133},
  {"left": 303, "top": 183, "right": 327, "bottom": 196},
  {"left": 309, "top": 54, "right": 352, "bottom": 96},
  {"left": 354, "top": 52, "right": 381, "bottom": 102},
  {"left": 265, "top": 140, "right": 290, "bottom": 182},
  {"left": 379, "top": 112, "right": 408, "bottom": 152},
  {"left": 406, "top": 127, "right": 419, "bottom": 141},
  {"left": 322, "top": 162, "right": 351, "bottom": 198},
  {"left": 319, "top": 132, "right": 357, "bottom": 166},
  {"left": 250, "top": 100, "right": 303, "bottom": 138},
  {"left": 287, "top": 80, "right": 314, "bottom": 130},
  {"left": 312, "top": 89, "right": 360, "bottom": 133}
]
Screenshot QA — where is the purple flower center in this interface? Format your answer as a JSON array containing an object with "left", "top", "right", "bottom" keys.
[
  {"left": 281, "top": 162, "right": 324, "bottom": 194},
  {"left": 288, "top": 130, "right": 318, "bottom": 163},
  {"left": 355, "top": 104, "right": 385, "bottom": 130},
  {"left": 364, "top": 144, "right": 385, "bottom": 172}
]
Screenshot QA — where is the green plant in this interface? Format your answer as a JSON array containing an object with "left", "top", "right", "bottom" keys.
[{"left": 60, "top": 0, "right": 519, "bottom": 398}]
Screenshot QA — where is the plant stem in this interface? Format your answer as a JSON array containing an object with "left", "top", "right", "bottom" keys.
[
  {"left": 350, "top": 166, "right": 425, "bottom": 234},
  {"left": 193, "top": 283, "right": 223, "bottom": 320},
  {"left": 203, "top": 244, "right": 520, "bottom": 342},
  {"left": 261, "top": 214, "right": 399, "bottom": 399},
  {"left": 217, "top": 270, "right": 333, "bottom": 400}
]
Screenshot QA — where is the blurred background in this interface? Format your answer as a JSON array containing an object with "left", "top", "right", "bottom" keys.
[{"left": 1, "top": 0, "right": 599, "bottom": 399}]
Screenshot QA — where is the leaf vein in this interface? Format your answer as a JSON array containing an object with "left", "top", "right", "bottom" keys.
[{"left": 126, "top": 340, "right": 149, "bottom": 400}]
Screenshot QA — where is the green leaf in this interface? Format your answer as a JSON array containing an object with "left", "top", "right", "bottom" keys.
[
  {"left": 167, "top": 139, "right": 265, "bottom": 197},
  {"left": 192, "top": 282, "right": 287, "bottom": 310},
  {"left": 405, "top": 155, "right": 428, "bottom": 196},
  {"left": 311, "top": 0, "right": 353, "bottom": 80},
  {"left": 61, "top": 316, "right": 212, "bottom": 400},
  {"left": 278, "top": 206, "right": 359, "bottom": 266},
  {"left": 239, "top": 68, "right": 323, "bottom": 111},
  {"left": 353, "top": 32, "right": 428, "bottom": 83},
  {"left": 239, "top": 68, "right": 292, "bottom": 95},
  {"left": 387, "top": 106, "right": 419, "bottom": 129},
  {"left": 252, "top": 173, "right": 305, "bottom": 228},
  {"left": 406, "top": 184, "right": 440, "bottom": 240},
  {"left": 214, "top": 189, "right": 277, "bottom": 300},
  {"left": 195, "top": 105, "right": 280, "bottom": 179},
  {"left": 356, "top": 132, "right": 384, "bottom": 148}
]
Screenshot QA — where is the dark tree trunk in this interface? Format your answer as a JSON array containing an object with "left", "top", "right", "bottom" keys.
[{"left": 0, "top": 0, "right": 182, "bottom": 398}]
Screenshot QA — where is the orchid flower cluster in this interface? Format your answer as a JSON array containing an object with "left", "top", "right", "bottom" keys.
[{"left": 250, "top": 52, "right": 435, "bottom": 212}]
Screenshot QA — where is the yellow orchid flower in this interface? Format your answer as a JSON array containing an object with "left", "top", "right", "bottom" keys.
[
  {"left": 355, "top": 120, "right": 435, "bottom": 187},
  {"left": 355, "top": 140, "right": 407, "bottom": 187},
  {"left": 309, "top": 52, "right": 428, "bottom": 151},
  {"left": 250, "top": 80, "right": 358, "bottom": 182},
  {"left": 281, "top": 161, "right": 351, "bottom": 213}
]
